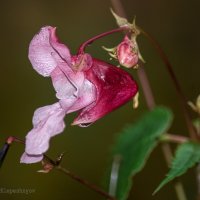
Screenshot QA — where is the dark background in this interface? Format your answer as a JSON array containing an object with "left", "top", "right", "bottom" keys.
[{"left": 0, "top": 0, "right": 200, "bottom": 199}]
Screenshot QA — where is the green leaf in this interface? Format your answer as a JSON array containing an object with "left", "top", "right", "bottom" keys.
[
  {"left": 154, "top": 142, "right": 200, "bottom": 194},
  {"left": 109, "top": 106, "right": 173, "bottom": 200}
]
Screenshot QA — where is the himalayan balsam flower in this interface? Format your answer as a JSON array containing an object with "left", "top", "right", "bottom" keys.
[{"left": 20, "top": 26, "right": 138, "bottom": 164}]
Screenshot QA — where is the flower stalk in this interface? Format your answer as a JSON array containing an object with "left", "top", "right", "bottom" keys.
[{"left": 78, "top": 26, "right": 131, "bottom": 54}]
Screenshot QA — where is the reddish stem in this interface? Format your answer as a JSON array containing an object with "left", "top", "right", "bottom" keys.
[
  {"left": 138, "top": 27, "right": 197, "bottom": 140},
  {"left": 78, "top": 26, "right": 130, "bottom": 54}
]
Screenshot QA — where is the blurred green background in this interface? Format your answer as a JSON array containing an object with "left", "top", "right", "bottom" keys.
[{"left": 0, "top": 0, "right": 200, "bottom": 199}]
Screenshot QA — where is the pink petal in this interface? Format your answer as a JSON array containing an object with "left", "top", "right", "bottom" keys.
[
  {"left": 20, "top": 152, "right": 43, "bottom": 164},
  {"left": 50, "top": 56, "right": 85, "bottom": 99},
  {"left": 72, "top": 58, "right": 138, "bottom": 126},
  {"left": 25, "top": 102, "right": 65, "bottom": 156},
  {"left": 60, "top": 78, "right": 96, "bottom": 113},
  {"left": 57, "top": 64, "right": 85, "bottom": 95},
  {"left": 28, "top": 26, "right": 71, "bottom": 77},
  {"left": 51, "top": 67, "right": 77, "bottom": 99},
  {"left": 49, "top": 27, "right": 71, "bottom": 65},
  {"left": 51, "top": 62, "right": 96, "bottom": 121}
]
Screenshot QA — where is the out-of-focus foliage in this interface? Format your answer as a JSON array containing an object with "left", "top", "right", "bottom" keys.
[
  {"left": 109, "top": 106, "right": 173, "bottom": 200},
  {"left": 154, "top": 142, "right": 200, "bottom": 194}
]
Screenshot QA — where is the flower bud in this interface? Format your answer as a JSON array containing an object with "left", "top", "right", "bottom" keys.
[
  {"left": 188, "top": 94, "right": 200, "bottom": 114},
  {"left": 116, "top": 36, "right": 139, "bottom": 68}
]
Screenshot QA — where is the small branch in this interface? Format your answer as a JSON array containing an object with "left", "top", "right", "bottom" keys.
[
  {"left": 160, "top": 133, "right": 189, "bottom": 144},
  {"left": 78, "top": 26, "right": 130, "bottom": 54},
  {"left": 1, "top": 136, "right": 116, "bottom": 200},
  {"left": 55, "top": 166, "right": 116, "bottom": 200}
]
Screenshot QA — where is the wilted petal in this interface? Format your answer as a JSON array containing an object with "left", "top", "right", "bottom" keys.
[
  {"left": 73, "top": 59, "right": 138, "bottom": 126},
  {"left": 25, "top": 102, "right": 65, "bottom": 156},
  {"left": 28, "top": 26, "right": 71, "bottom": 77},
  {"left": 20, "top": 152, "right": 43, "bottom": 164}
]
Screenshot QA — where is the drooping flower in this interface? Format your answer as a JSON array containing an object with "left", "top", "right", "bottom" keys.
[{"left": 20, "top": 26, "right": 138, "bottom": 164}]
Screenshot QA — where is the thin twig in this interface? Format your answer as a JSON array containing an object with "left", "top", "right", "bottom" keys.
[
  {"left": 160, "top": 133, "right": 189, "bottom": 144},
  {"left": 55, "top": 166, "right": 116, "bottom": 200},
  {"left": 2, "top": 136, "right": 116, "bottom": 200}
]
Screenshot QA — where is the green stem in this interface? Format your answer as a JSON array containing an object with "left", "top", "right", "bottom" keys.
[{"left": 160, "top": 134, "right": 189, "bottom": 144}]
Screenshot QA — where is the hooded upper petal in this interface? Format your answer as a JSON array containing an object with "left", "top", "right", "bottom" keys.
[
  {"left": 72, "top": 58, "right": 138, "bottom": 126},
  {"left": 28, "top": 26, "right": 71, "bottom": 77}
]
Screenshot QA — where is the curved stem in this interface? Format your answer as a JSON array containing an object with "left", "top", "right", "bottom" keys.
[
  {"left": 77, "top": 26, "right": 130, "bottom": 54},
  {"left": 138, "top": 27, "right": 197, "bottom": 140}
]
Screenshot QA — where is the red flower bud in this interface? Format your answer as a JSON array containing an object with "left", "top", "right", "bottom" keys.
[{"left": 117, "top": 35, "right": 138, "bottom": 68}]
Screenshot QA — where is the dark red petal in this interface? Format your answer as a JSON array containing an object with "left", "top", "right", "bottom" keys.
[{"left": 72, "top": 58, "right": 138, "bottom": 126}]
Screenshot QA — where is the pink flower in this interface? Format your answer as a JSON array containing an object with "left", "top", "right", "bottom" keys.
[
  {"left": 20, "top": 26, "right": 138, "bottom": 164},
  {"left": 117, "top": 35, "right": 139, "bottom": 68}
]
